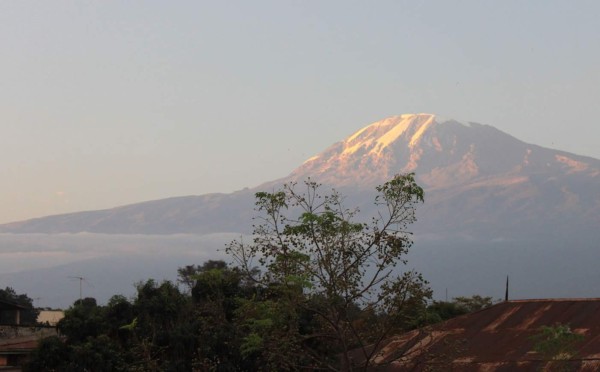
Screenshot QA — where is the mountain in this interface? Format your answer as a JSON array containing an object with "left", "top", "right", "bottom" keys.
[
  {"left": 291, "top": 114, "right": 599, "bottom": 188},
  {"left": 0, "top": 192, "right": 255, "bottom": 235},
  {"left": 289, "top": 114, "right": 600, "bottom": 239},
  {"left": 2, "top": 113, "right": 599, "bottom": 307},
  {"left": 2, "top": 114, "right": 598, "bottom": 240}
]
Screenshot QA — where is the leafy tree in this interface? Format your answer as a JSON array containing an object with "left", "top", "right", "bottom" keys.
[
  {"left": 130, "top": 279, "right": 197, "bottom": 371},
  {"left": 23, "top": 336, "right": 68, "bottom": 372},
  {"left": 177, "top": 264, "right": 204, "bottom": 292},
  {"left": 423, "top": 295, "right": 495, "bottom": 325},
  {"left": 531, "top": 323, "right": 584, "bottom": 372},
  {"left": 453, "top": 295, "right": 494, "bottom": 313},
  {"left": 190, "top": 260, "right": 260, "bottom": 371},
  {"left": 104, "top": 294, "right": 136, "bottom": 344},
  {"left": 64, "top": 334, "right": 127, "bottom": 372},
  {"left": 178, "top": 261, "right": 231, "bottom": 293},
  {"left": 422, "top": 301, "right": 468, "bottom": 324},
  {"left": 26, "top": 297, "right": 128, "bottom": 372},
  {"left": 58, "top": 298, "right": 107, "bottom": 343},
  {"left": 227, "top": 174, "right": 430, "bottom": 370},
  {"left": 29, "top": 283, "right": 199, "bottom": 372}
]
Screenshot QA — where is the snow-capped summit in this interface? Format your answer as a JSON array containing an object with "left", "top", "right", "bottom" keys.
[
  {"left": 340, "top": 113, "right": 436, "bottom": 156},
  {"left": 292, "top": 114, "right": 440, "bottom": 187},
  {"left": 2, "top": 114, "right": 599, "bottom": 308},
  {"left": 1, "top": 114, "right": 598, "bottom": 239},
  {"left": 289, "top": 114, "right": 600, "bottom": 191}
]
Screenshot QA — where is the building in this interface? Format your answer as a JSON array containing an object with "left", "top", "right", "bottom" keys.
[
  {"left": 0, "top": 299, "right": 26, "bottom": 327},
  {"left": 0, "top": 299, "right": 29, "bottom": 369},
  {"left": 368, "top": 299, "right": 600, "bottom": 371},
  {"left": 37, "top": 310, "right": 64, "bottom": 327},
  {"left": 0, "top": 300, "right": 59, "bottom": 370}
]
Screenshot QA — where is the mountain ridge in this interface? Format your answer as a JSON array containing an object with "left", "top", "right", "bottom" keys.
[
  {"left": 289, "top": 114, "right": 599, "bottom": 188},
  {"left": 2, "top": 113, "right": 599, "bottom": 307},
  {"left": 1, "top": 114, "right": 598, "bottom": 239}
]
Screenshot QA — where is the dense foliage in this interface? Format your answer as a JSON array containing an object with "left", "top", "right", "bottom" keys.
[
  {"left": 421, "top": 295, "right": 494, "bottom": 325},
  {"left": 25, "top": 175, "right": 492, "bottom": 371},
  {"left": 530, "top": 323, "right": 585, "bottom": 363},
  {"left": 23, "top": 277, "right": 493, "bottom": 371},
  {"left": 24, "top": 264, "right": 261, "bottom": 371}
]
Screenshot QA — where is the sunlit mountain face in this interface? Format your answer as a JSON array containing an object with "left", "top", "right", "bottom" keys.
[
  {"left": 1, "top": 113, "right": 599, "bottom": 241},
  {"left": 283, "top": 114, "right": 600, "bottom": 239},
  {"left": 2, "top": 114, "right": 599, "bottom": 307},
  {"left": 290, "top": 113, "right": 599, "bottom": 188}
]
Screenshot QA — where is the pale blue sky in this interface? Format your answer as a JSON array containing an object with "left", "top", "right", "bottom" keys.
[{"left": 1, "top": 1, "right": 599, "bottom": 223}]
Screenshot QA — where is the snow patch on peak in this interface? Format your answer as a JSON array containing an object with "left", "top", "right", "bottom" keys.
[
  {"left": 341, "top": 114, "right": 438, "bottom": 157},
  {"left": 373, "top": 117, "right": 412, "bottom": 151},
  {"left": 409, "top": 115, "right": 436, "bottom": 147},
  {"left": 555, "top": 155, "right": 589, "bottom": 173},
  {"left": 346, "top": 125, "right": 370, "bottom": 144},
  {"left": 302, "top": 155, "right": 320, "bottom": 164}
]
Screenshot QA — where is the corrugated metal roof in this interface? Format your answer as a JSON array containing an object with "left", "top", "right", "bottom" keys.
[{"left": 370, "top": 299, "right": 600, "bottom": 371}]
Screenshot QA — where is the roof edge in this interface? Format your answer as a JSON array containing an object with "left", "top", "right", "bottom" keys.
[{"left": 507, "top": 298, "right": 600, "bottom": 303}]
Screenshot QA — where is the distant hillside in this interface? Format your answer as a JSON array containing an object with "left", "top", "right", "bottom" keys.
[
  {"left": 287, "top": 114, "right": 600, "bottom": 240},
  {"left": 2, "top": 114, "right": 600, "bottom": 308},
  {"left": 0, "top": 192, "right": 255, "bottom": 235},
  {"left": 2, "top": 114, "right": 599, "bottom": 242}
]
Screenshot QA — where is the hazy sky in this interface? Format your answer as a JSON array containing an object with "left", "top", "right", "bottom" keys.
[{"left": 1, "top": 1, "right": 599, "bottom": 224}]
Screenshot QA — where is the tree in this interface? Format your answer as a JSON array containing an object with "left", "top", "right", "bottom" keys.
[
  {"left": 178, "top": 260, "right": 229, "bottom": 292},
  {"left": 130, "top": 279, "right": 197, "bottom": 371},
  {"left": 531, "top": 323, "right": 584, "bottom": 372},
  {"left": 227, "top": 173, "right": 430, "bottom": 370},
  {"left": 191, "top": 261, "right": 259, "bottom": 371},
  {"left": 25, "top": 297, "right": 128, "bottom": 372},
  {"left": 177, "top": 264, "right": 203, "bottom": 292},
  {"left": 423, "top": 295, "right": 495, "bottom": 325},
  {"left": 58, "top": 298, "right": 106, "bottom": 343},
  {"left": 29, "top": 283, "right": 199, "bottom": 371},
  {"left": 452, "top": 295, "right": 494, "bottom": 313},
  {"left": 23, "top": 336, "right": 69, "bottom": 372}
]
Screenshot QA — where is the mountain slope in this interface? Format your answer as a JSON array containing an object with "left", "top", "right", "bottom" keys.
[
  {"left": 291, "top": 114, "right": 599, "bottom": 188},
  {"left": 287, "top": 114, "right": 600, "bottom": 238},
  {"left": 2, "top": 114, "right": 599, "bottom": 307},
  {"left": 0, "top": 192, "right": 255, "bottom": 234},
  {"left": 1, "top": 114, "right": 599, "bottom": 239}
]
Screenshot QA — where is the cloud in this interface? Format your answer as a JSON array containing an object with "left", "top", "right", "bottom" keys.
[{"left": 0, "top": 232, "right": 239, "bottom": 274}]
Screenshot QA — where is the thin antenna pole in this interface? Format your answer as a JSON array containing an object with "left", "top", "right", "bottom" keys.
[
  {"left": 68, "top": 276, "right": 84, "bottom": 301},
  {"left": 505, "top": 275, "right": 509, "bottom": 302}
]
